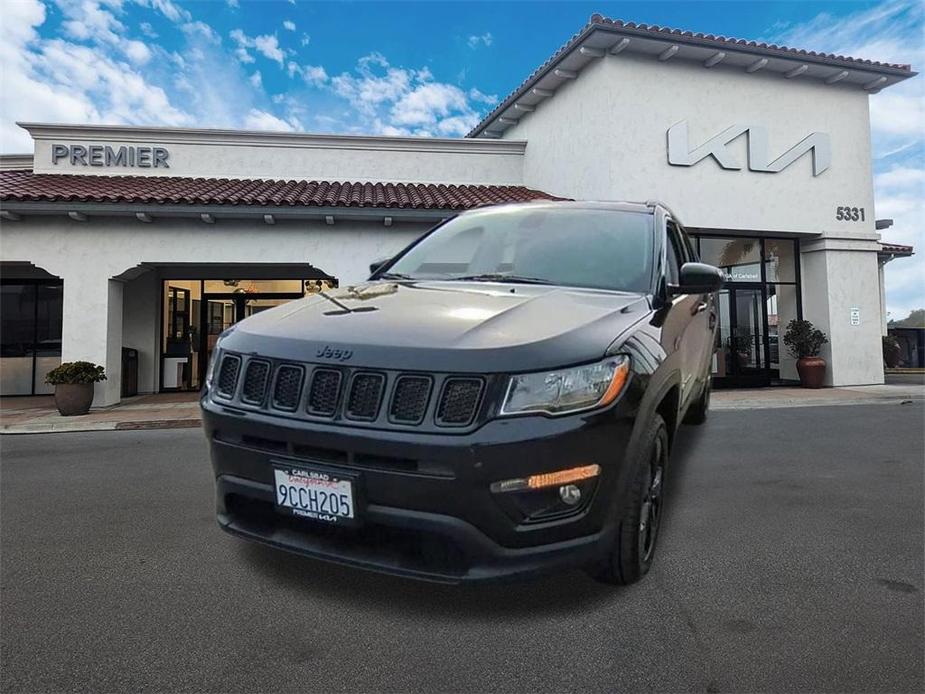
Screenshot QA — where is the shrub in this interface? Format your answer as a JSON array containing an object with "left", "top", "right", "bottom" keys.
[
  {"left": 783, "top": 319, "right": 828, "bottom": 359},
  {"left": 882, "top": 334, "right": 900, "bottom": 350},
  {"left": 45, "top": 361, "right": 107, "bottom": 385}
]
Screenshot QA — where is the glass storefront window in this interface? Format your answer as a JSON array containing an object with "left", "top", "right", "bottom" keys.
[
  {"left": 698, "top": 237, "right": 761, "bottom": 283},
  {"left": 162, "top": 280, "right": 202, "bottom": 391},
  {"left": 767, "top": 284, "right": 800, "bottom": 381},
  {"left": 1, "top": 282, "right": 63, "bottom": 396},
  {"left": 764, "top": 239, "right": 798, "bottom": 283},
  {"left": 696, "top": 235, "right": 802, "bottom": 387}
]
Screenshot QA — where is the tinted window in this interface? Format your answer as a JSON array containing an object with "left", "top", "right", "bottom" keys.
[
  {"left": 0, "top": 284, "right": 35, "bottom": 357},
  {"left": 388, "top": 206, "right": 654, "bottom": 292}
]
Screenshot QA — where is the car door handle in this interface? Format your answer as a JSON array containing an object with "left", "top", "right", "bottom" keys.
[{"left": 693, "top": 301, "right": 709, "bottom": 314}]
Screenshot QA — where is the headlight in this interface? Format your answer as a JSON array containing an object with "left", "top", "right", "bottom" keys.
[{"left": 500, "top": 356, "right": 630, "bottom": 416}]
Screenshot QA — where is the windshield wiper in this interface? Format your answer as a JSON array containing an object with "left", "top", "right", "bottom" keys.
[
  {"left": 378, "top": 272, "right": 417, "bottom": 281},
  {"left": 448, "top": 273, "right": 556, "bottom": 285}
]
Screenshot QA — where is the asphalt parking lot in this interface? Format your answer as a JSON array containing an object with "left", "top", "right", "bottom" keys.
[{"left": 1, "top": 403, "right": 922, "bottom": 693}]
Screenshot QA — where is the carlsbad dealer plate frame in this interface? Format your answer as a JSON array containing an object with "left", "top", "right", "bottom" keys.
[{"left": 271, "top": 461, "right": 363, "bottom": 527}]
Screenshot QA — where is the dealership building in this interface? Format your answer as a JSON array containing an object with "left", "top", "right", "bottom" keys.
[{"left": 0, "top": 15, "right": 916, "bottom": 405}]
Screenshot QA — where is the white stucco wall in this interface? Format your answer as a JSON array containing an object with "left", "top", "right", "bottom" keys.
[
  {"left": 503, "top": 52, "right": 876, "bottom": 237},
  {"left": 25, "top": 125, "right": 526, "bottom": 186},
  {"left": 122, "top": 271, "right": 159, "bottom": 394},
  {"left": 800, "top": 239, "right": 885, "bottom": 386},
  {"left": 1, "top": 216, "right": 428, "bottom": 404}
]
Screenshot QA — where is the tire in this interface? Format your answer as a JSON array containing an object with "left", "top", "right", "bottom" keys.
[
  {"left": 683, "top": 378, "right": 710, "bottom": 425},
  {"left": 589, "top": 414, "right": 669, "bottom": 586}
]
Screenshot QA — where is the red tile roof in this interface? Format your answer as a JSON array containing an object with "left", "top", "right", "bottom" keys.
[
  {"left": 0, "top": 170, "right": 561, "bottom": 210},
  {"left": 468, "top": 14, "right": 915, "bottom": 137},
  {"left": 880, "top": 242, "right": 915, "bottom": 256}
]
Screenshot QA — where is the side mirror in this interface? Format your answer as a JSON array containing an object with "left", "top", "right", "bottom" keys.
[
  {"left": 671, "top": 262, "right": 725, "bottom": 295},
  {"left": 369, "top": 257, "right": 389, "bottom": 277}
]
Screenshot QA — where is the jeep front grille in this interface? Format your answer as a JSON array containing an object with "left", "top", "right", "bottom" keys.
[
  {"left": 436, "top": 378, "right": 484, "bottom": 426},
  {"left": 389, "top": 375, "right": 432, "bottom": 424},
  {"left": 215, "top": 353, "right": 486, "bottom": 431},
  {"left": 345, "top": 373, "right": 385, "bottom": 421},
  {"left": 307, "top": 369, "right": 342, "bottom": 416},
  {"left": 216, "top": 354, "right": 241, "bottom": 399},
  {"left": 241, "top": 360, "right": 270, "bottom": 405},
  {"left": 271, "top": 365, "right": 304, "bottom": 412}
]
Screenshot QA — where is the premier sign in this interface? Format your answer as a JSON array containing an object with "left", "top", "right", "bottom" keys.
[
  {"left": 51, "top": 144, "right": 170, "bottom": 169},
  {"left": 667, "top": 122, "right": 831, "bottom": 176}
]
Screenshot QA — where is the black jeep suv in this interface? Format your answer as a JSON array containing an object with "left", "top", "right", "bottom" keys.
[{"left": 201, "top": 201, "right": 723, "bottom": 584}]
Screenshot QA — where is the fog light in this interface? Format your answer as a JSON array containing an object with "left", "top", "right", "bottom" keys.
[{"left": 559, "top": 484, "right": 581, "bottom": 505}]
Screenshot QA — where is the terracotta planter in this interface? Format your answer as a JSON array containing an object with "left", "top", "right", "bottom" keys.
[
  {"left": 883, "top": 342, "right": 902, "bottom": 369},
  {"left": 796, "top": 357, "right": 826, "bottom": 389},
  {"left": 54, "top": 383, "right": 95, "bottom": 416}
]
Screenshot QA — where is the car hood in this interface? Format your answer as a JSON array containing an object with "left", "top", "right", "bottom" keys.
[{"left": 221, "top": 281, "right": 651, "bottom": 372}]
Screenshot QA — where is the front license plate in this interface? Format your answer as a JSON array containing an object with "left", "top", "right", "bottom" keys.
[{"left": 272, "top": 464, "right": 356, "bottom": 525}]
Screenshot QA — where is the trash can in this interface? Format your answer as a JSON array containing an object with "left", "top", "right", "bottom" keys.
[{"left": 121, "top": 347, "right": 138, "bottom": 397}]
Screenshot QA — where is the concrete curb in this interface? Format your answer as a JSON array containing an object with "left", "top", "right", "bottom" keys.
[
  {"left": 1, "top": 418, "right": 202, "bottom": 435},
  {"left": 712, "top": 395, "right": 923, "bottom": 411}
]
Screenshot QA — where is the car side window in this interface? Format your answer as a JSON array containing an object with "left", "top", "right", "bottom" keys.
[
  {"left": 665, "top": 221, "right": 683, "bottom": 285},
  {"left": 678, "top": 224, "right": 698, "bottom": 262}
]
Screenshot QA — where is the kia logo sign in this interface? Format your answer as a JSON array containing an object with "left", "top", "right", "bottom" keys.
[{"left": 667, "top": 122, "right": 831, "bottom": 176}]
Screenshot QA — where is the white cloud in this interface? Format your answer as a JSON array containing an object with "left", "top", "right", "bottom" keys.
[
  {"left": 182, "top": 21, "right": 220, "bottom": 44},
  {"left": 226, "top": 0, "right": 239, "bottom": 7},
  {"left": 244, "top": 108, "right": 296, "bottom": 132},
  {"left": 300, "top": 33, "right": 310, "bottom": 46},
  {"left": 283, "top": 20, "right": 296, "bottom": 31},
  {"left": 467, "top": 32, "right": 493, "bottom": 49},
  {"left": 139, "top": 21, "right": 157, "bottom": 38},
  {"left": 249, "top": 70, "right": 262, "bottom": 89},
  {"left": 302, "top": 64, "right": 328, "bottom": 86},
  {"left": 254, "top": 35, "right": 284, "bottom": 64},
  {"left": 391, "top": 82, "right": 469, "bottom": 128},
  {"left": 230, "top": 28, "right": 285, "bottom": 66},
  {"left": 468, "top": 87, "right": 497, "bottom": 105},
  {"left": 133, "top": 0, "right": 192, "bottom": 23},
  {"left": 123, "top": 39, "right": 151, "bottom": 64},
  {"left": 329, "top": 52, "right": 494, "bottom": 137}
]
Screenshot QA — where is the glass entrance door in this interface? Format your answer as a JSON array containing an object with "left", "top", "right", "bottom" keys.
[{"left": 712, "top": 286, "right": 770, "bottom": 387}]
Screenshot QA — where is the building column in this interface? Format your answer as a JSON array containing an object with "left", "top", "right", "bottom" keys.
[
  {"left": 878, "top": 260, "right": 889, "bottom": 335},
  {"left": 800, "top": 238, "right": 884, "bottom": 386},
  {"left": 60, "top": 272, "right": 124, "bottom": 406}
]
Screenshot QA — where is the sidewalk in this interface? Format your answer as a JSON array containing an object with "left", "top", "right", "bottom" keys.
[
  {"left": 0, "top": 392, "right": 201, "bottom": 435},
  {"left": 1, "top": 376, "right": 922, "bottom": 435}
]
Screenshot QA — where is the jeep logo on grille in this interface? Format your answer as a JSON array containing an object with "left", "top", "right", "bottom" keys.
[{"left": 316, "top": 346, "right": 353, "bottom": 361}]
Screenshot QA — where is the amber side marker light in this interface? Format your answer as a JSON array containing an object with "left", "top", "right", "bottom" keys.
[
  {"left": 597, "top": 359, "right": 630, "bottom": 409},
  {"left": 490, "top": 464, "right": 601, "bottom": 493}
]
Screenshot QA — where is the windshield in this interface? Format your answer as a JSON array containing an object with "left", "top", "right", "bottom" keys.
[{"left": 384, "top": 206, "right": 654, "bottom": 293}]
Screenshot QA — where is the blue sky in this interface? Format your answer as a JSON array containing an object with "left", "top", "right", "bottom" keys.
[{"left": 0, "top": 0, "right": 922, "bottom": 317}]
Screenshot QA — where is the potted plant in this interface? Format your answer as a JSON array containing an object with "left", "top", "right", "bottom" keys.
[
  {"left": 783, "top": 319, "right": 829, "bottom": 388},
  {"left": 45, "top": 362, "right": 107, "bottom": 416},
  {"left": 882, "top": 334, "right": 902, "bottom": 369}
]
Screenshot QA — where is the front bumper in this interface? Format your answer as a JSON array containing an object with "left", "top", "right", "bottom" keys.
[{"left": 202, "top": 393, "right": 638, "bottom": 583}]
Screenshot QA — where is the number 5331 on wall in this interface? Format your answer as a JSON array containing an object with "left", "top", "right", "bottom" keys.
[{"left": 836, "top": 206, "right": 866, "bottom": 221}]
